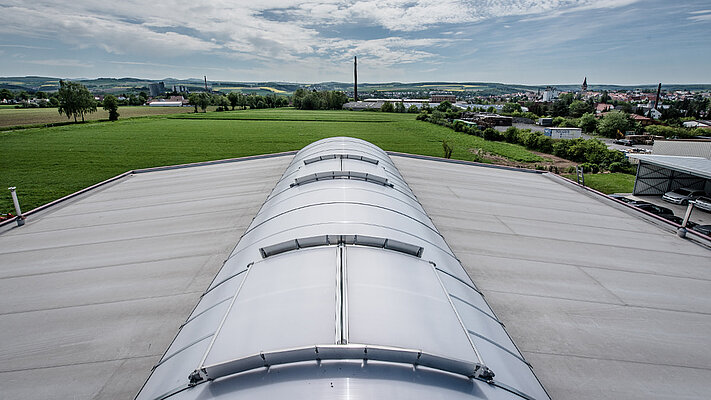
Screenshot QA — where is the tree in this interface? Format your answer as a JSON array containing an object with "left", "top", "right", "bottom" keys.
[
  {"left": 380, "top": 102, "right": 394, "bottom": 112},
  {"left": 227, "top": 92, "right": 241, "bottom": 110},
  {"left": 0, "top": 88, "right": 12, "bottom": 100},
  {"left": 502, "top": 102, "right": 522, "bottom": 113},
  {"left": 578, "top": 112, "right": 597, "bottom": 133},
  {"left": 188, "top": 93, "right": 199, "bottom": 113},
  {"left": 436, "top": 101, "right": 452, "bottom": 112},
  {"left": 550, "top": 100, "right": 569, "bottom": 117},
  {"left": 103, "top": 94, "right": 120, "bottom": 121},
  {"left": 568, "top": 100, "right": 592, "bottom": 117},
  {"left": 57, "top": 80, "right": 96, "bottom": 122},
  {"left": 198, "top": 93, "right": 210, "bottom": 112},
  {"left": 597, "top": 110, "right": 635, "bottom": 138}
]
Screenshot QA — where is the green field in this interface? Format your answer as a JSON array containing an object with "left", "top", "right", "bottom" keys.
[
  {"left": 0, "top": 108, "right": 546, "bottom": 214},
  {"left": 564, "top": 172, "right": 635, "bottom": 194},
  {"left": 0, "top": 106, "right": 202, "bottom": 128}
]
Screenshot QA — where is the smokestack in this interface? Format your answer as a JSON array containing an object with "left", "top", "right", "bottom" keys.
[
  {"left": 654, "top": 83, "right": 662, "bottom": 109},
  {"left": 204, "top": 76, "right": 208, "bottom": 92},
  {"left": 354, "top": 56, "right": 358, "bottom": 102}
]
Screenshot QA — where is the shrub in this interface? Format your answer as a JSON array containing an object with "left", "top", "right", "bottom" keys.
[
  {"left": 483, "top": 128, "right": 502, "bottom": 141},
  {"left": 579, "top": 162, "right": 600, "bottom": 173},
  {"left": 381, "top": 102, "right": 394, "bottom": 112}
]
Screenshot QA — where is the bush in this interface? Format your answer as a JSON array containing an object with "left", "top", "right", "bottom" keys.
[
  {"left": 416, "top": 111, "right": 429, "bottom": 121},
  {"left": 408, "top": 105, "right": 419, "bottom": 113},
  {"left": 579, "top": 162, "right": 600, "bottom": 173},
  {"left": 381, "top": 102, "right": 394, "bottom": 112},
  {"left": 609, "top": 161, "right": 635, "bottom": 174},
  {"left": 483, "top": 128, "right": 502, "bottom": 141}
]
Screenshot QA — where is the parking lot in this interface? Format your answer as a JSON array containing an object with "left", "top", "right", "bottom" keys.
[{"left": 620, "top": 193, "right": 711, "bottom": 226}]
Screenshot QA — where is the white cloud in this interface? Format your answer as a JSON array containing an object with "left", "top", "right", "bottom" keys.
[
  {"left": 0, "top": 0, "right": 644, "bottom": 73},
  {"left": 24, "top": 59, "right": 95, "bottom": 68}
]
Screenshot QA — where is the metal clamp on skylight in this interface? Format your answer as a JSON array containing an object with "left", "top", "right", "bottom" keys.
[
  {"left": 189, "top": 344, "right": 494, "bottom": 386},
  {"left": 259, "top": 234, "right": 424, "bottom": 258},
  {"left": 290, "top": 171, "right": 393, "bottom": 187},
  {"left": 303, "top": 154, "right": 379, "bottom": 165}
]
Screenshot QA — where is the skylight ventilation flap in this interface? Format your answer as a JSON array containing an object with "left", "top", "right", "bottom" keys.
[
  {"left": 290, "top": 171, "right": 393, "bottom": 187},
  {"left": 303, "top": 154, "right": 379, "bottom": 165},
  {"left": 259, "top": 235, "right": 423, "bottom": 258}
]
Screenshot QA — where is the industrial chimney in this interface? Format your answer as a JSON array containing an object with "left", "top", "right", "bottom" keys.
[
  {"left": 654, "top": 83, "right": 662, "bottom": 109},
  {"left": 204, "top": 76, "right": 208, "bottom": 92},
  {"left": 354, "top": 56, "right": 358, "bottom": 102}
]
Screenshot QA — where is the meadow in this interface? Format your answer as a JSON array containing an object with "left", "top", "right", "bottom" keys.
[
  {"left": 1, "top": 108, "right": 544, "bottom": 214},
  {"left": 0, "top": 106, "right": 199, "bottom": 128}
]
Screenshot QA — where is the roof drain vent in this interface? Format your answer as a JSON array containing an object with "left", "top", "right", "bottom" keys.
[{"left": 259, "top": 235, "right": 423, "bottom": 258}]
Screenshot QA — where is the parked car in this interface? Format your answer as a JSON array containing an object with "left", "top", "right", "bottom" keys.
[
  {"left": 609, "top": 194, "right": 638, "bottom": 204},
  {"left": 660, "top": 215, "right": 698, "bottom": 228},
  {"left": 693, "top": 196, "right": 711, "bottom": 213},
  {"left": 613, "top": 139, "right": 633, "bottom": 146},
  {"left": 634, "top": 202, "right": 675, "bottom": 216},
  {"left": 692, "top": 225, "right": 711, "bottom": 236},
  {"left": 662, "top": 187, "right": 706, "bottom": 205}
]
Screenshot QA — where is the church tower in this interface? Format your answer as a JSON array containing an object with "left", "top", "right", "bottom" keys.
[{"left": 582, "top": 77, "right": 588, "bottom": 92}]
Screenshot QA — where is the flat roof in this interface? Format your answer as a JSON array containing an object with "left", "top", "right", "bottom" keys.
[
  {"left": 393, "top": 156, "right": 711, "bottom": 399},
  {"left": 1, "top": 151, "right": 710, "bottom": 399},
  {"left": 630, "top": 154, "right": 711, "bottom": 179},
  {"left": 0, "top": 156, "right": 292, "bottom": 399}
]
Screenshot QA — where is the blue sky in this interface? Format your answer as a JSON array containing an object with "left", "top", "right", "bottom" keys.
[{"left": 0, "top": 0, "right": 709, "bottom": 85}]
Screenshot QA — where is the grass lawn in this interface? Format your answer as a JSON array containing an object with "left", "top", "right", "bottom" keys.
[
  {"left": 0, "top": 106, "right": 203, "bottom": 128},
  {"left": 564, "top": 172, "right": 636, "bottom": 194},
  {"left": 1, "top": 108, "right": 543, "bottom": 214}
]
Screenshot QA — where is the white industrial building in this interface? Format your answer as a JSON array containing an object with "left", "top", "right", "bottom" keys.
[{"left": 543, "top": 127, "right": 582, "bottom": 139}]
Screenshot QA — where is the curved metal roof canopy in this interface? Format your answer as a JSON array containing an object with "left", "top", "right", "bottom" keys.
[{"left": 136, "top": 137, "right": 550, "bottom": 400}]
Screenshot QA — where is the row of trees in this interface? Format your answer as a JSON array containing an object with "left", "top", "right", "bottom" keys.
[
  {"left": 292, "top": 89, "right": 348, "bottom": 110},
  {"left": 187, "top": 92, "right": 290, "bottom": 113}
]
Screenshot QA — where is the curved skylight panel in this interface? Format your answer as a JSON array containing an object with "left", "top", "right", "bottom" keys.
[{"left": 135, "top": 137, "right": 549, "bottom": 400}]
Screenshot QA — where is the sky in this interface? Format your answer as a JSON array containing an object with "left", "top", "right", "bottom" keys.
[{"left": 0, "top": 0, "right": 709, "bottom": 85}]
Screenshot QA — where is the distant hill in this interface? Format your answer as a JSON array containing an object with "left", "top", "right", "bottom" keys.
[{"left": 2, "top": 76, "right": 710, "bottom": 96}]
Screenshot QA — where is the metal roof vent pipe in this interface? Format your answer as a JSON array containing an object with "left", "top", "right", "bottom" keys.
[
  {"left": 8, "top": 187, "right": 25, "bottom": 226},
  {"left": 677, "top": 201, "right": 695, "bottom": 238}
]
